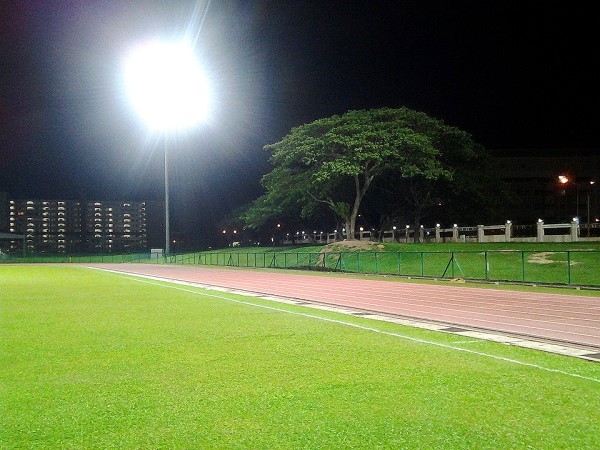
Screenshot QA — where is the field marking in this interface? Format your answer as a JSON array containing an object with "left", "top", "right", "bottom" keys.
[{"left": 95, "top": 268, "right": 600, "bottom": 384}]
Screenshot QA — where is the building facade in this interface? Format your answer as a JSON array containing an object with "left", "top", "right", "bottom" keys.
[
  {"left": 0, "top": 196, "right": 149, "bottom": 255},
  {"left": 492, "top": 154, "right": 599, "bottom": 224}
]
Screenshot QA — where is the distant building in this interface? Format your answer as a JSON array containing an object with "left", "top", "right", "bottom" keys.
[
  {"left": 492, "top": 154, "right": 599, "bottom": 224},
  {"left": 0, "top": 191, "right": 8, "bottom": 233},
  {"left": 0, "top": 195, "right": 155, "bottom": 255}
]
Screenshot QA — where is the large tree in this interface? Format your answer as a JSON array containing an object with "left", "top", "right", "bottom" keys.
[
  {"left": 243, "top": 107, "right": 484, "bottom": 239},
  {"left": 371, "top": 129, "right": 512, "bottom": 233}
]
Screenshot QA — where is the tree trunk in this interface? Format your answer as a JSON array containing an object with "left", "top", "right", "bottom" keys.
[
  {"left": 345, "top": 219, "right": 353, "bottom": 240},
  {"left": 345, "top": 173, "right": 373, "bottom": 240},
  {"left": 413, "top": 211, "right": 423, "bottom": 242}
]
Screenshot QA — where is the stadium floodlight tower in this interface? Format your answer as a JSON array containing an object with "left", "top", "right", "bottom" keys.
[{"left": 124, "top": 40, "right": 211, "bottom": 255}]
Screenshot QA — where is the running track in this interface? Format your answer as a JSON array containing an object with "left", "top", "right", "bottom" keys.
[{"left": 93, "top": 264, "right": 600, "bottom": 350}]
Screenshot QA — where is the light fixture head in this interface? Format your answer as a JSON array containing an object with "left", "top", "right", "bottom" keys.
[{"left": 124, "top": 40, "right": 211, "bottom": 132}]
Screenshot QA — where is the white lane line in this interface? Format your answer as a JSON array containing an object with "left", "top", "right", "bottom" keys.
[{"left": 92, "top": 268, "right": 600, "bottom": 384}]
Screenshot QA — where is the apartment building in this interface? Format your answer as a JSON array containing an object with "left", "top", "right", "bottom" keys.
[{"left": 1, "top": 196, "right": 148, "bottom": 254}]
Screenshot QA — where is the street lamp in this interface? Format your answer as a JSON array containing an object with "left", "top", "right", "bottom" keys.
[
  {"left": 558, "top": 175, "right": 596, "bottom": 236},
  {"left": 588, "top": 181, "right": 596, "bottom": 237},
  {"left": 124, "top": 40, "right": 211, "bottom": 255}
]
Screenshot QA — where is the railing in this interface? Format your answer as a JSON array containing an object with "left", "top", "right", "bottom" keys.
[{"left": 163, "top": 250, "right": 600, "bottom": 287}]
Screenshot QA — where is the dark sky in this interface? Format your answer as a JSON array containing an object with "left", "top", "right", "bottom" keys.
[{"left": 1, "top": 1, "right": 598, "bottom": 240}]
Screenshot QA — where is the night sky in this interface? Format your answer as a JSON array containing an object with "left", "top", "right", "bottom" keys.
[{"left": 1, "top": 1, "right": 598, "bottom": 242}]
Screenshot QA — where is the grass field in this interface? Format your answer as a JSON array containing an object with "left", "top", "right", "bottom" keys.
[{"left": 1, "top": 266, "right": 599, "bottom": 448}]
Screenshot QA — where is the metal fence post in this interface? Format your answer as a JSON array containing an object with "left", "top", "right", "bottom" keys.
[
  {"left": 420, "top": 252, "right": 424, "bottom": 276},
  {"left": 374, "top": 252, "right": 378, "bottom": 274},
  {"left": 484, "top": 251, "right": 489, "bottom": 280},
  {"left": 521, "top": 251, "right": 526, "bottom": 282},
  {"left": 567, "top": 251, "right": 571, "bottom": 285}
]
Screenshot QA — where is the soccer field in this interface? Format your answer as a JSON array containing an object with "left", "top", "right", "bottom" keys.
[{"left": 1, "top": 266, "right": 599, "bottom": 448}]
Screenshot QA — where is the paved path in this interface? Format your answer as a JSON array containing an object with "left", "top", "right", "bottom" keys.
[{"left": 92, "top": 264, "right": 600, "bottom": 353}]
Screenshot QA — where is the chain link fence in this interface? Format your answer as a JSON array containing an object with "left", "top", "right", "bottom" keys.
[{"left": 163, "top": 250, "right": 600, "bottom": 287}]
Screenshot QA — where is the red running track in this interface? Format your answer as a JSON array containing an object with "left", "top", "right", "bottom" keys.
[{"left": 93, "top": 264, "right": 600, "bottom": 349}]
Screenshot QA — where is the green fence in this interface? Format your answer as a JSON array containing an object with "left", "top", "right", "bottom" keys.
[
  {"left": 164, "top": 250, "right": 600, "bottom": 287},
  {"left": 3, "top": 249, "right": 598, "bottom": 287},
  {"left": 0, "top": 252, "right": 151, "bottom": 264}
]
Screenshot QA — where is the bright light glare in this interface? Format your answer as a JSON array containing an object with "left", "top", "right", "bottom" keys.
[
  {"left": 558, "top": 175, "right": 569, "bottom": 184},
  {"left": 124, "top": 41, "right": 210, "bottom": 132}
]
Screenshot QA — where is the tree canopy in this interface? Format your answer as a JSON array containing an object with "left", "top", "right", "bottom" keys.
[{"left": 242, "top": 107, "right": 502, "bottom": 239}]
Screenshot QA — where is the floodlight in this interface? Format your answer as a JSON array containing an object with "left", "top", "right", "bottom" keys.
[
  {"left": 124, "top": 40, "right": 211, "bottom": 132},
  {"left": 123, "top": 39, "right": 211, "bottom": 255}
]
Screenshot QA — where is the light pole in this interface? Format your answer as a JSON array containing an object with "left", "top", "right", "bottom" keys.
[
  {"left": 124, "top": 40, "right": 210, "bottom": 255},
  {"left": 558, "top": 174, "right": 580, "bottom": 219},
  {"left": 587, "top": 181, "right": 596, "bottom": 237},
  {"left": 558, "top": 175, "right": 597, "bottom": 236}
]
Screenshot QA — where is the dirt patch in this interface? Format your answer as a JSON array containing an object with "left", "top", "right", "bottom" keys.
[
  {"left": 320, "top": 240, "right": 385, "bottom": 253},
  {"left": 316, "top": 240, "right": 385, "bottom": 266},
  {"left": 527, "top": 252, "right": 555, "bottom": 264},
  {"left": 527, "top": 251, "right": 579, "bottom": 265}
]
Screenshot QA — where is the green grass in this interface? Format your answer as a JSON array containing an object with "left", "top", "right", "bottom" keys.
[
  {"left": 170, "top": 242, "right": 600, "bottom": 287},
  {"left": 1, "top": 266, "right": 599, "bottom": 448}
]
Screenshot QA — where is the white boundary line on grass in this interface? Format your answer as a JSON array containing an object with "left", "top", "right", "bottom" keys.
[{"left": 95, "top": 268, "right": 600, "bottom": 384}]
